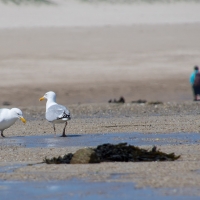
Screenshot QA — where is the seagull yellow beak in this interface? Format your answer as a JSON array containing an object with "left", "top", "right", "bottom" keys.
[
  {"left": 39, "top": 96, "right": 45, "bottom": 101},
  {"left": 20, "top": 117, "right": 26, "bottom": 124}
]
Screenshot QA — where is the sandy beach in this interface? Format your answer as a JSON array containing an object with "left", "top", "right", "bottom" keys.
[
  {"left": 0, "top": 1, "right": 200, "bottom": 106},
  {"left": 1, "top": 102, "right": 200, "bottom": 192},
  {"left": 0, "top": 24, "right": 200, "bottom": 106},
  {"left": 0, "top": 0, "right": 200, "bottom": 198}
]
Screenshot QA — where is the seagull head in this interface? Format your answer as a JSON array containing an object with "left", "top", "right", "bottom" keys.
[
  {"left": 11, "top": 108, "right": 26, "bottom": 123},
  {"left": 39, "top": 91, "right": 56, "bottom": 102}
]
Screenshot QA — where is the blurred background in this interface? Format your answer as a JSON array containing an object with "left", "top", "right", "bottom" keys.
[{"left": 0, "top": 0, "right": 200, "bottom": 106}]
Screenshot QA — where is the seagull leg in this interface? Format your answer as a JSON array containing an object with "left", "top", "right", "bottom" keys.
[
  {"left": 1, "top": 131, "right": 5, "bottom": 138},
  {"left": 53, "top": 124, "right": 56, "bottom": 137},
  {"left": 61, "top": 121, "right": 68, "bottom": 137}
]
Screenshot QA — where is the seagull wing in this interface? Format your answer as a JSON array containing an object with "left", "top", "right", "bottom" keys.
[{"left": 46, "top": 104, "right": 71, "bottom": 122}]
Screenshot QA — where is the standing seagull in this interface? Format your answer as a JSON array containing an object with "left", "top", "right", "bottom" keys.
[
  {"left": 39, "top": 91, "right": 71, "bottom": 137},
  {"left": 0, "top": 108, "right": 26, "bottom": 138}
]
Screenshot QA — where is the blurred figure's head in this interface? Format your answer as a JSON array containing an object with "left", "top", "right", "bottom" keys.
[{"left": 194, "top": 66, "right": 199, "bottom": 71}]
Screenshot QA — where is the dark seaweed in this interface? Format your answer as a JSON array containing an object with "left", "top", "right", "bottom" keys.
[
  {"left": 94, "top": 143, "right": 180, "bottom": 162},
  {"left": 44, "top": 143, "right": 180, "bottom": 164},
  {"left": 148, "top": 101, "right": 163, "bottom": 105},
  {"left": 108, "top": 96, "right": 125, "bottom": 103},
  {"left": 131, "top": 99, "right": 147, "bottom": 104},
  {"left": 44, "top": 153, "right": 73, "bottom": 164}
]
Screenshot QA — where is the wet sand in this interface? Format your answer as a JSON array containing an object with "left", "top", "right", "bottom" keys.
[{"left": 0, "top": 102, "right": 200, "bottom": 192}]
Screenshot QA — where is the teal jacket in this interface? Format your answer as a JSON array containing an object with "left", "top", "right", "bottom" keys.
[{"left": 190, "top": 70, "right": 199, "bottom": 85}]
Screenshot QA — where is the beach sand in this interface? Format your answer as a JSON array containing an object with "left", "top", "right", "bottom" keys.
[
  {"left": 0, "top": 0, "right": 200, "bottom": 194},
  {"left": 0, "top": 1, "right": 200, "bottom": 106},
  {"left": 0, "top": 24, "right": 200, "bottom": 106},
  {"left": 1, "top": 102, "right": 200, "bottom": 191}
]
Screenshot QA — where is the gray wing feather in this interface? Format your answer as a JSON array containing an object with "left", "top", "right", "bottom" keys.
[{"left": 46, "top": 104, "right": 70, "bottom": 122}]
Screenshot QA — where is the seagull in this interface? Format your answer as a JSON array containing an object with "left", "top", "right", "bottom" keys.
[
  {"left": 39, "top": 91, "right": 71, "bottom": 137},
  {"left": 0, "top": 108, "right": 26, "bottom": 138}
]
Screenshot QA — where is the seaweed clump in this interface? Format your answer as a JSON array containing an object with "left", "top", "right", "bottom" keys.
[
  {"left": 108, "top": 96, "right": 125, "bottom": 103},
  {"left": 131, "top": 99, "right": 147, "bottom": 104},
  {"left": 148, "top": 101, "right": 163, "bottom": 105},
  {"left": 44, "top": 153, "right": 73, "bottom": 164},
  {"left": 44, "top": 143, "right": 180, "bottom": 164},
  {"left": 94, "top": 143, "right": 180, "bottom": 162}
]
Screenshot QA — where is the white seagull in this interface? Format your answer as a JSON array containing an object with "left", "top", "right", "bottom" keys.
[
  {"left": 39, "top": 91, "right": 71, "bottom": 137},
  {"left": 0, "top": 108, "right": 26, "bottom": 137}
]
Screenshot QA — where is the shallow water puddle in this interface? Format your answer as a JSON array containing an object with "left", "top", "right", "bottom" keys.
[
  {"left": 0, "top": 132, "right": 200, "bottom": 148},
  {"left": 0, "top": 179, "right": 198, "bottom": 200},
  {"left": 0, "top": 163, "right": 27, "bottom": 173}
]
